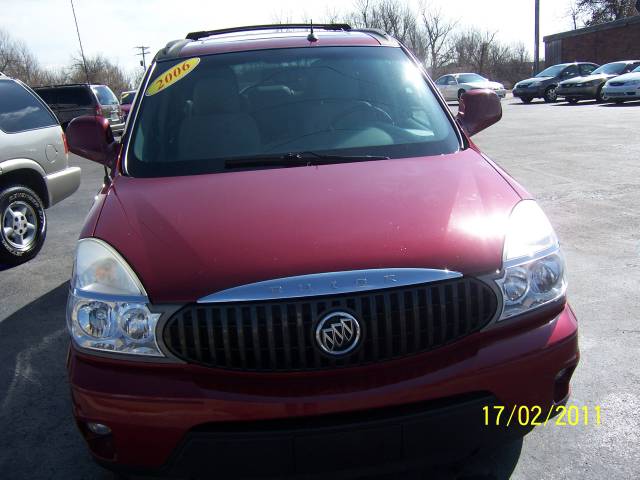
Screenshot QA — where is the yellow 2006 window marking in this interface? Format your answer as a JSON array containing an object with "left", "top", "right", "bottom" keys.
[{"left": 146, "top": 58, "right": 201, "bottom": 96}]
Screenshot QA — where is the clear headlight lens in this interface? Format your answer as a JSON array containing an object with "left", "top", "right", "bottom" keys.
[
  {"left": 66, "top": 238, "right": 163, "bottom": 357},
  {"left": 496, "top": 201, "right": 567, "bottom": 320}
]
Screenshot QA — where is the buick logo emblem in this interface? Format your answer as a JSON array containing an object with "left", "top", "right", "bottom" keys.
[{"left": 315, "top": 311, "right": 361, "bottom": 356}]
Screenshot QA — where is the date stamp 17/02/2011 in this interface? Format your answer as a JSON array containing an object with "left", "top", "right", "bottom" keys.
[{"left": 483, "top": 405, "right": 602, "bottom": 427}]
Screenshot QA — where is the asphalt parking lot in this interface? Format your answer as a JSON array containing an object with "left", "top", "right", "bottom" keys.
[{"left": 1, "top": 96, "right": 639, "bottom": 479}]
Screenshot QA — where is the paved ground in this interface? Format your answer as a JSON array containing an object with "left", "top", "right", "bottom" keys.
[{"left": 1, "top": 97, "right": 639, "bottom": 479}]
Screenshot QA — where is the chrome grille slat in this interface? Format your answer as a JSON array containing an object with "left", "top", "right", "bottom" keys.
[{"left": 163, "top": 278, "right": 498, "bottom": 372}]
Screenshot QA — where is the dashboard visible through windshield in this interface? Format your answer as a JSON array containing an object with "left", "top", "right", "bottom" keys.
[{"left": 127, "top": 46, "right": 459, "bottom": 177}]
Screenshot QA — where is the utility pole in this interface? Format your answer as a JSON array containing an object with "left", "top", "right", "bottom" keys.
[
  {"left": 135, "top": 46, "right": 150, "bottom": 70},
  {"left": 534, "top": 0, "right": 540, "bottom": 75}
]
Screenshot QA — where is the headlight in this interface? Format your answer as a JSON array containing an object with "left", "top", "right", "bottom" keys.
[
  {"left": 66, "top": 238, "right": 163, "bottom": 357},
  {"left": 495, "top": 201, "right": 566, "bottom": 320}
]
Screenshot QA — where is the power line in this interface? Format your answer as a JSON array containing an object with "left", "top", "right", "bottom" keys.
[
  {"left": 70, "top": 0, "right": 90, "bottom": 83},
  {"left": 134, "top": 46, "right": 150, "bottom": 70}
]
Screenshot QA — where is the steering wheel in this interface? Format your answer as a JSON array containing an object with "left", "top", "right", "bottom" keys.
[{"left": 329, "top": 101, "right": 394, "bottom": 129}]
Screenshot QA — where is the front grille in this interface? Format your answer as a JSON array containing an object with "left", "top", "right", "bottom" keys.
[{"left": 162, "top": 278, "right": 498, "bottom": 372}]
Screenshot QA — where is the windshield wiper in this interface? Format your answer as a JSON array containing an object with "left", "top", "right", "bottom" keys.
[{"left": 224, "top": 151, "right": 390, "bottom": 169}]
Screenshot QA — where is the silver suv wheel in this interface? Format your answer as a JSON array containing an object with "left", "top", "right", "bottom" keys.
[{"left": 2, "top": 200, "right": 38, "bottom": 250}]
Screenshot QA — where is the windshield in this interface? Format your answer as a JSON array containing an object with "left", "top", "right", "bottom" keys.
[
  {"left": 592, "top": 62, "right": 627, "bottom": 75},
  {"left": 536, "top": 65, "right": 566, "bottom": 78},
  {"left": 457, "top": 74, "right": 486, "bottom": 83},
  {"left": 91, "top": 85, "right": 118, "bottom": 105},
  {"left": 120, "top": 91, "right": 135, "bottom": 104},
  {"left": 127, "top": 46, "right": 459, "bottom": 177}
]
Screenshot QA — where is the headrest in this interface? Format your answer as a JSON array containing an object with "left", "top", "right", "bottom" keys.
[{"left": 192, "top": 67, "right": 241, "bottom": 115}]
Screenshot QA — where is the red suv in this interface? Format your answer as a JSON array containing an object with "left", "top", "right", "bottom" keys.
[{"left": 65, "top": 24, "right": 578, "bottom": 478}]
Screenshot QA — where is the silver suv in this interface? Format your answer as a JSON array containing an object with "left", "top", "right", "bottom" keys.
[{"left": 0, "top": 74, "right": 81, "bottom": 266}]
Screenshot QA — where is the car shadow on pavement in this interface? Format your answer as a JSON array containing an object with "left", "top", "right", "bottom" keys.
[
  {"left": 599, "top": 102, "right": 640, "bottom": 107},
  {"left": 0, "top": 282, "right": 112, "bottom": 479},
  {"left": 0, "top": 283, "right": 523, "bottom": 480}
]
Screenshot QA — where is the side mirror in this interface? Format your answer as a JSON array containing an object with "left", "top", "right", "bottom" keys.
[
  {"left": 456, "top": 89, "right": 502, "bottom": 137},
  {"left": 66, "top": 115, "right": 118, "bottom": 167}
]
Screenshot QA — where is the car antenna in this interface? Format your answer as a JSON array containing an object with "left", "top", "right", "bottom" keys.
[{"left": 307, "top": 20, "right": 318, "bottom": 42}]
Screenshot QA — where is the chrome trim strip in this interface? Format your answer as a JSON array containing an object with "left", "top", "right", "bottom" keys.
[
  {"left": 71, "top": 288, "right": 148, "bottom": 305},
  {"left": 197, "top": 268, "right": 463, "bottom": 303}
]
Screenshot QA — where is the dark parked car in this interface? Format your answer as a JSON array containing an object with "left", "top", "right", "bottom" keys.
[
  {"left": 557, "top": 60, "right": 640, "bottom": 103},
  {"left": 34, "top": 83, "right": 125, "bottom": 134},
  {"left": 119, "top": 89, "right": 136, "bottom": 120},
  {"left": 64, "top": 24, "right": 578, "bottom": 478},
  {"left": 513, "top": 62, "right": 599, "bottom": 103}
]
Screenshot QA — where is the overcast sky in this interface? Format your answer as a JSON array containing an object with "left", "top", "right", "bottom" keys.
[{"left": 1, "top": 0, "right": 576, "bottom": 73}]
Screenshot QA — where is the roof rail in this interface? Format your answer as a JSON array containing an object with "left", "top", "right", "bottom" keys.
[{"left": 186, "top": 23, "right": 352, "bottom": 41}]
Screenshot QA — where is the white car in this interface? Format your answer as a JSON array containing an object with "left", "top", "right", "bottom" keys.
[
  {"left": 435, "top": 73, "right": 506, "bottom": 102},
  {"left": 603, "top": 65, "right": 640, "bottom": 103}
]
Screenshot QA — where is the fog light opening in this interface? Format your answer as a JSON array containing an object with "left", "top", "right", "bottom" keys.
[
  {"left": 553, "top": 365, "right": 576, "bottom": 404},
  {"left": 87, "top": 422, "right": 112, "bottom": 436}
]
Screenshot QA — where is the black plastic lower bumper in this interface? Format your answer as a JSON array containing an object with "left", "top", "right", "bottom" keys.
[{"left": 100, "top": 393, "right": 532, "bottom": 479}]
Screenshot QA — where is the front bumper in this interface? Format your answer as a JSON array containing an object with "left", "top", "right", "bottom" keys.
[
  {"left": 513, "top": 86, "right": 543, "bottom": 98},
  {"left": 603, "top": 85, "right": 640, "bottom": 100},
  {"left": 556, "top": 85, "right": 599, "bottom": 99},
  {"left": 68, "top": 302, "right": 579, "bottom": 477},
  {"left": 44, "top": 166, "right": 81, "bottom": 207}
]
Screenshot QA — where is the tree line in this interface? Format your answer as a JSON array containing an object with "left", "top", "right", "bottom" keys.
[
  {"left": 0, "top": 28, "right": 137, "bottom": 96},
  {"left": 2, "top": 1, "right": 638, "bottom": 95}
]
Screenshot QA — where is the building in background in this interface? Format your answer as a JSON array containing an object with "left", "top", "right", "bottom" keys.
[{"left": 544, "top": 15, "right": 640, "bottom": 65}]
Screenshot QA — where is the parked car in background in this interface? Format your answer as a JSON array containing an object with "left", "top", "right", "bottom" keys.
[
  {"left": 435, "top": 73, "right": 506, "bottom": 101},
  {"left": 557, "top": 60, "right": 640, "bottom": 103},
  {"left": 602, "top": 64, "right": 640, "bottom": 103},
  {"left": 0, "top": 74, "right": 81, "bottom": 266},
  {"left": 513, "top": 62, "right": 599, "bottom": 103},
  {"left": 34, "top": 83, "right": 125, "bottom": 135},
  {"left": 64, "top": 24, "right": 578, "bottom": 478},
  {"left": 119, "top": 89, "right": 136, "bottom": 120}
]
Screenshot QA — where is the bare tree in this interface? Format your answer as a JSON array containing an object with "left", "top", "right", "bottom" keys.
[
  {"left": 418, "top": 2, "right": 458, "bottom": 76},
  {"left": 68, "top": 53, "right": 131, "bottom": 96},
  {"left": 566, "top": 1, "right": 585, "bottom": 29}
]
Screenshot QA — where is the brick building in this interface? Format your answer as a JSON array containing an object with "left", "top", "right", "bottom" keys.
[{"left": 544, "top": 15, "right": 640, "bottom": 66}]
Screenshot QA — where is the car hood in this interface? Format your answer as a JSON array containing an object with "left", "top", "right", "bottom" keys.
[
  {"left": 93, "top": 150, "right": 521, "bottom": 303},
  {"left": 605, "top": 72, "right": 640, "bottom": 83},
  {"left": 464, "top": 81, "right": 503, "bottom": 89},
  {"left": 560, "top": 73, "right": 613, "bottom": 85},
  {"left": 518, "top": 76, "right": 552, "bottom": 85}
]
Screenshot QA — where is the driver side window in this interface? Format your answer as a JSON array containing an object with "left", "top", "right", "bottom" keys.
[
  {"left": 562, "top": 65, "right": 578, "bottom": 78},
  {"left": 447, "top": 76, "right": 457, "bottom": 85}
]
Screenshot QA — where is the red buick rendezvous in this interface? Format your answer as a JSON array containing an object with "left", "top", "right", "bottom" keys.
[{"left": 65, "top": 24, "right": 579, "bottom": 478}]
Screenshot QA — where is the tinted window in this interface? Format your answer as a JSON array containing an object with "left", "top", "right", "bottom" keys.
[
  {"left": 0, "top": 80, "right": 58, "bottom": 133},
  {"left": 92, "top": 85, "right": 118, "bottom": 105},
  {"left": 562, "top": 65, "right": 578, "bottom": 77},
  {"left": 121, "top": 92, "right": 135, "bottom": 104},
  {"left": 592, "top": 62, "right": 627, "bottom": 75},
  {"left": 435, "top": 76, "right": 447, "bottom": 85},
  {"left": 128, "top": 47, "right": 459, "bottom": 178},
  {"left": 35, "top": 88, "right": 57, "bottom": 103},
  {"left": 536, "top": 64, "right": 566, "bottom": 77},
  {"left": 633, "top": 66, "right": 640, "bottom": 73},
  {"left": 624, "top": 62, "right": 640, "bottom": 73},
  {"left": 47, "top": 86, "right": 94, "bottom": 106},
  {"left": 457, "top": 74, "right": 486, "bottom": 83},
  {"left": 580, "top": 64, "right": 597, "bottom": 76}
]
